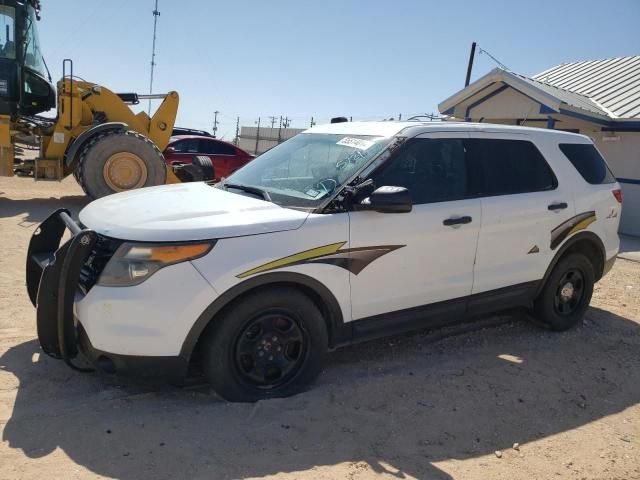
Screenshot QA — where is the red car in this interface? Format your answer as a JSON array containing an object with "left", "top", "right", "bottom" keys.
[{"left": 164, "top": 135, "right": 254, "bottom": 181}]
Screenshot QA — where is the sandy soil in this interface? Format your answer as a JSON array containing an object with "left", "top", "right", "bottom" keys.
[{"left": 1, "top": 176, "right": 639, "bottom": 480}]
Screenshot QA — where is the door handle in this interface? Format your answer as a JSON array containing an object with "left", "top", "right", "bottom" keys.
[
  {"left": 548, "top": 202, "right": 568, "bottom": 211},
  {"left": 443, "top": 216, "right": 472, "bottom": 226}
]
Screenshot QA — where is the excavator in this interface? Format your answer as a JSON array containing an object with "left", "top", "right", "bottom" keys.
[{"left": 0, "top": 0, "right": 208, "bottom": 199}]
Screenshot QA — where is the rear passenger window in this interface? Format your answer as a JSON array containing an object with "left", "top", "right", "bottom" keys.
[
  {"left": 559, "top": 143, "right": 616, "bottom": 184},
  {"left": 200, "top": 140, "right": 236, "bottom": 156},
  {"left": 466, "top": 139, "right": 557, "bottom": 196},
  {"left": 173, "top": 139, "right": 199, "bottom": 153},
  {"left": 374, "top": 138, "right": 469, "bottom": 204}
]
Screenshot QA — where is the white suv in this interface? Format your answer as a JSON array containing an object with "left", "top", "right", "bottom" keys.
[{"left": 26, "top": 121, "right": 622, "bottom": 401}]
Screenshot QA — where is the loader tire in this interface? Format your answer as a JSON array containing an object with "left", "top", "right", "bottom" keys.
[{"left": 76, "top": 130, "right": 167, "bottom": 199}]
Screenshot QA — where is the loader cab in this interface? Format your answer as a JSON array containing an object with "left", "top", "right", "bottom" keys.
[{"left": 0, "top": 0, "right": 55, "bottom": 116}]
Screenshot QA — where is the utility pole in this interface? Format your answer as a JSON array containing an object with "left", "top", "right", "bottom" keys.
[
  {"left": 398, "top": 113, "right": 402, "bottom": 121},
  {"left": 277, "top": 116, "right": 282, "bottom": 144},
  {"left": 310, "top": 116, "right": 315, "bottom": 127},
  {"left": 282, "top": 117, "right": 291, "bottom": 129},
  {"left": 268, "top": 116, "right": 278, "bottom": 129},
  {"left": 254, "top": 117, "right": 261, "bottom": 155},
  {"left": 148, "top": 0, "right": 161, "bottom": 116},
  {"left": 234, "top": 116, "right": 240, "bottom": 146},
  {"left": 212, "top": 110, "right": 219, "bottom": 138}
]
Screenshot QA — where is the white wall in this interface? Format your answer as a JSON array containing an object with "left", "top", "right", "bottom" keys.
[
  {"left": 592, "top": 132, "right": 640, "bottom": 236},
  {"left": 469, "top": 88, "right": 549, "bottom": 121},
  {"left": 238, "top": 127, "right": 303, "bottom": 155}
]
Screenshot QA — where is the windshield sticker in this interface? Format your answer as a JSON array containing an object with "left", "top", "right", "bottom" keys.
[
  {"left": 305, "top": 188, "right": 325, "bottom": 199},
  {"left": 336, "top": 137, "right": 376, "bottom": 150}
]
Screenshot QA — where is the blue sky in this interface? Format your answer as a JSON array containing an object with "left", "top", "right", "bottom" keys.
[{"left": 38, "top": 0, "right": 640, "bottom": 140}]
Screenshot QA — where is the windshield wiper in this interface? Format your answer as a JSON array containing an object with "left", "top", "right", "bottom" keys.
[{"left": 222, "top": 182, "right": 271, "bottom": 202}]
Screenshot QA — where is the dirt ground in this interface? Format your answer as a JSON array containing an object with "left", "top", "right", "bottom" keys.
[{"left": 1, "top": 176, "right": 639, "bottom": 480}]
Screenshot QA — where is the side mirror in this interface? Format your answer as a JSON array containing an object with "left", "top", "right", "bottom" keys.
[
  {"left": 165, "top": 146, "right": 176, "bottom": 153},
  {"left": 360, "top": 186, "right": 412, "bottom": 213}
]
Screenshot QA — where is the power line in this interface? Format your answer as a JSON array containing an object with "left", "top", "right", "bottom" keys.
[{"left": 477, "top": 45, "right": 509, "bottom": 71}]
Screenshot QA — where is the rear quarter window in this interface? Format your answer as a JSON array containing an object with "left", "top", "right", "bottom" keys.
[
  {"left": 559, "top": 143, "right": 616, "bottom": 184},
  {"left": 465, "top": 139, "right": 557, "bottom": 196}
]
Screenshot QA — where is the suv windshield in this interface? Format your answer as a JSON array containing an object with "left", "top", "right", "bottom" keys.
[{"left": 222, "top": 133, "right": 391, "bottom": 209}]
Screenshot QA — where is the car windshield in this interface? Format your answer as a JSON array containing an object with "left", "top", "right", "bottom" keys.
[{"left": 221, "top": 133, "right": 391, "bottom": 209}]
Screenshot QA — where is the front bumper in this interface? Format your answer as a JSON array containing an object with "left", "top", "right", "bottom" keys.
[
  {"left": 26, "top": 209, "right": 210, "bottom": 381},
  {"left": 77, "top": 325, "right": 188, "bottom": 383},
  {"left": 26, "top": 208, "right": 100, "bottom": 368}
]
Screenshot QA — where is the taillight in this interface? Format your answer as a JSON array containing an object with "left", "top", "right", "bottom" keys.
[{"left": 613, "top": 189, "right": 623, "bottom": 204}]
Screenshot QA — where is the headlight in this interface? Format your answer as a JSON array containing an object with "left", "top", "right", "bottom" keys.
[{"left": 97, "top": 242, "right": 214, "bottom": 287}]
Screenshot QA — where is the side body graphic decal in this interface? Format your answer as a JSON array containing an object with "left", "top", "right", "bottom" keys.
[
  {"left": 550, "top": 211, "right": 596, "bottom": 250},
  {"left": 236, "top": 243, "right": 405, "bottom": 279}
]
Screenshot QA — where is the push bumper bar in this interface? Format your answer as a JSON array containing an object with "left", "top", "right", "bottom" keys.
[{"left": 26, "top": 208, "right": 97, "bottom": 371}]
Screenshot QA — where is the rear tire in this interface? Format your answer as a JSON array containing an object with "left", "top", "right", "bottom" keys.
[
  {"left": 192, "top": 155, "right": 216, "bottom": 181},
  {"left": 76, "top": 130, "right": 166, "bottom": 199},
  {"left": 534, "top": 253, "right": 594, "bottom": 331},
  {"left": 202, "top": 287, "right": 328, "bottom": 402}
]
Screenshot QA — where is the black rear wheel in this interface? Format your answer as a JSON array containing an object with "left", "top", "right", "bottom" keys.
[
  {"left": 553, "top": 268, "right": 585, "bottom": 316},
  {"left": 534, "top": 253, "right": 594, "bottom": 331},
  {"left": 202, "top": 287, "right": 328, "bottom": 402}
]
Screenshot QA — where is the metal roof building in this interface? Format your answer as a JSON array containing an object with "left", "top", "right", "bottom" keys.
[
  {"left": 533, "top": 56, "right": 640, "bottom": 119},
  {"left": 438, "top": 55, "right": 640, "bottom": 236}
]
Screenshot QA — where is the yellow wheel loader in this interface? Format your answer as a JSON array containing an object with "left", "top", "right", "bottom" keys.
[{"left": 0, "top": 1, "right": 205, "bottom": 198}]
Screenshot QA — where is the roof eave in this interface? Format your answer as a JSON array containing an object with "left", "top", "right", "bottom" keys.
[
  {"left": 437, "top": 68, "right": 506, "bottom": 113},
  {"left": 556, "top": 104, "right": 615, "bottom": 126},
  {"left": 438, "top": 68, "right": 563, "bottom": 115}
]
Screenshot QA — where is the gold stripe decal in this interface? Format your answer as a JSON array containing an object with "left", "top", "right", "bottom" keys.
[
  {"left": 567, "top": 216, "right": 597, "bottom": 236},
  {"left": 236, "top": 242, "right": 405, "bottom": 279},
  {"left": 550, "top": 211, "right": 596, "bottom": 250},
  {"left": 236, "top": 242, "right": 346, "bottom": 278}
]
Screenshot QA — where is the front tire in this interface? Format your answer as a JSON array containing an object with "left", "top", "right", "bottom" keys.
[
  {"left": 202, "top": 287, "right": 328, "bottom": 402},
  {"left": 534, "top": 253, "right": 595, "bottom": 331}
]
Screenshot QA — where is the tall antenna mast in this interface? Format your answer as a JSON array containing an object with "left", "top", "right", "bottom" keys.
[{"left": 148, "top": 0, "right": 160, "bottom": 115}]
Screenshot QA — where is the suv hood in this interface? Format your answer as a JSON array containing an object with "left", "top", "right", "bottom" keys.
[{"left": 79, "top": 183, "right": 310, "bottom": 242}]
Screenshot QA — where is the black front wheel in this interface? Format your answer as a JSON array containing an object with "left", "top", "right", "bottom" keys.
[
  {"left": 202, "top": 287, "right": 328, "bottom": 402},
  {"left": 534, "top": 253, "right": 595, "bottom": 331}
]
